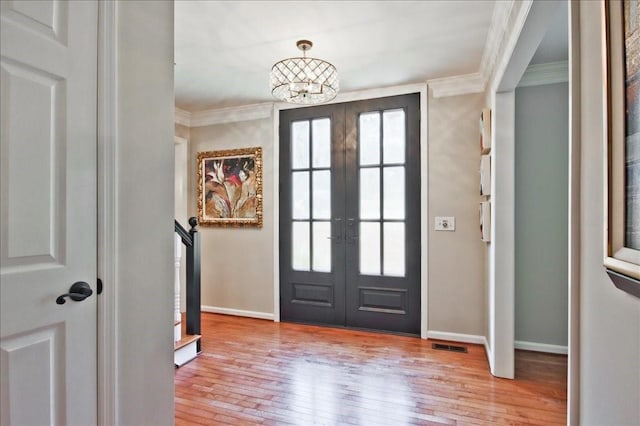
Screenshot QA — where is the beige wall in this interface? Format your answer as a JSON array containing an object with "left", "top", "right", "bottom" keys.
[
  {"left": 427, "top": 93, "right": 487, "bottom": 336},
  {"left": 577, "top": 2, "right": 640, "bottom": 424},
  {"left": 117, "top": 1, "right": 175, "bottom": 424},
  {"left": 181, "top": 93, "right": 488, "bottom": 336},
  {"left": 189, "top": 117, "right": 274, "bottom": 315}
]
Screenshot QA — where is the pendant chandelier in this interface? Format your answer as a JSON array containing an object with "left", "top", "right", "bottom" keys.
[{"left": 270, "top": 40, "right": 339, "bottom": 105}]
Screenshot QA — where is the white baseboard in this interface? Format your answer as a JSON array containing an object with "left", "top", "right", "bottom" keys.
[
  {"left": 483, "top": 336, "right": 493, "bottom": 366},
  {"left": 426, "top": 330, "right": 485, "bottom": 345},
  {"left": 201, "top": 305, "right": 274, "bottom": 321},
  {"left": 515, "top": 340, "right": 568, "bottom": 355}
]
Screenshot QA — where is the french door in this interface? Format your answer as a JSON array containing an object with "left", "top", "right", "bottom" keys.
[{"left": 279, "top": 93, "right": 421, "bottom": 335}]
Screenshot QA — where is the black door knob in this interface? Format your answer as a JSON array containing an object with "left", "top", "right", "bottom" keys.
[{"left": 56, "top": 281, "right": 93, "bottom": 305}]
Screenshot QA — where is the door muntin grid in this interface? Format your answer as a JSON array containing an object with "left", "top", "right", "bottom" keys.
[{"left": 358, "top": 108, "right": 406, "bottom": 277}]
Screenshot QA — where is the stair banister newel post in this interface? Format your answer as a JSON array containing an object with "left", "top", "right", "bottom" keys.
[
  {"left": 173, "top": 217, "right": 202, "bottom": 366},
  {"left": 186, "top": 217, "right": 201, "bottom": 352},
  {"left": 174, "top": 233, "right": 182, "bottom": 342}
]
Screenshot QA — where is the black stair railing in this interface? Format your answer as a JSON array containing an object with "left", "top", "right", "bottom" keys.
[{"left": 174, "top": 217, "right": 201, "bottom": 352}]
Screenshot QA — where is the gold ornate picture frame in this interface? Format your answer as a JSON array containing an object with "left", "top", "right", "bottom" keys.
[
  {"left": 604, "top": 0, "right": 640, "bottom": 296},
  {"left": 197, "top": 147, "right": 263, "bottom": 228}
]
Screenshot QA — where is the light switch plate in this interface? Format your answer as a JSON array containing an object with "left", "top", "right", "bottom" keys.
[{"left": 435, "top": 216, "right": 455, "bottom": 231}]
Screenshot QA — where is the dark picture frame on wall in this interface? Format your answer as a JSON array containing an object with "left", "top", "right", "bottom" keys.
[
  {"left": 604, "top": 0, "right": 640, "bottom": 297},
  {"left": 197, "top": 147, "right": 263, "bottom": 228}
]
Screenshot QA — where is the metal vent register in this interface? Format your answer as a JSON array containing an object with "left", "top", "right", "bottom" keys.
[{"left": 432, "top": 343, "right": 468, "bottom": 353}]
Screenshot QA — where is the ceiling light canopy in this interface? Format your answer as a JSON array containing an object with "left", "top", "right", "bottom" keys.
[{"left": 270, "top": 40, "right": 339, "bottom": 105}]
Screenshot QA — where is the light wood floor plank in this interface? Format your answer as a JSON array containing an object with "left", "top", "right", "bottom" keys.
[{"left": 175, "top": 313, "right": 567, "bottom": 425}]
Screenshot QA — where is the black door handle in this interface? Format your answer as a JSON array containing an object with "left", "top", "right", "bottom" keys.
[
  {"left": 347, "top": 218, "right": 358, "bottom": 244},
  {"left": 56, "top": 281, "right": 93, "bottom": 305}
]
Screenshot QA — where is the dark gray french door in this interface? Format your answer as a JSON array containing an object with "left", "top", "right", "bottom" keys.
[{"left": 279, "top": 93, "right": 420, "bottom": 335}]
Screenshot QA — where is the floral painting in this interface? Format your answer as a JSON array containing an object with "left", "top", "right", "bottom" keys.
[{"left": 197, "top": 147, "right": 263, "bottom": 227}]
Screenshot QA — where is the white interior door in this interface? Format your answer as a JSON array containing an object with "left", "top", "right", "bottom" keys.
[{"left": 0, "top": 1, "right": 98, "bottom": 424}]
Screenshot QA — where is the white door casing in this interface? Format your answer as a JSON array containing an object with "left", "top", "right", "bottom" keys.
[{"left": 0, "top": 1, "right": 98, "bottom": 424}]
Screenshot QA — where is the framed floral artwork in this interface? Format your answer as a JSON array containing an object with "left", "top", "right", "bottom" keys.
[{"left": 197, "top": 147, "right": 263, "bottom": 228}]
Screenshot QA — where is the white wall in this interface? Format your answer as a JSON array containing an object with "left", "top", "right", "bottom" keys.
[
  {"left": 116, "top": 1, "right": 175, "bottom": 424},
  {"left": 577, "top": 2, "right": 640, "bottom": 424},
  {"left": 514, "top": 83, "right": 568, "bottom": 349},
  {"left": 189, "top": 117, "right": 275, "bottom": 316},
  {"left": 427, "top": 93, "right": 487, "bottom": 337}
]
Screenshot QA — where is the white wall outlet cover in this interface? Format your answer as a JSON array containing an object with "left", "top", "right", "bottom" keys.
[{"left": 435, "top": 216, "right": 455, "bottom": 231}]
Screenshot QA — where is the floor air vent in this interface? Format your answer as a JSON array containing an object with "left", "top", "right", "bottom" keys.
[{"left": 432, "top": 343, "right": 468, "bottom": 353}]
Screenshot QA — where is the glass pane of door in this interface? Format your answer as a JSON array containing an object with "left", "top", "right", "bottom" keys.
[
  {"left": 383, "top": 222, "right": 405, "bottom": 276},
  {"left": 383, "top": 166, "right": 405, "bottom": 220},
  {"left": 383, "top": 109, "right": 405, "bottom": 164},
  {"left": 359, "top": 168, "right": 380, "bottom": 220},
  {"left": 312, "top": 170, "right": 331, "bottom": 219},
  {"left": 360, "top": 222, "right": 381, "bottom": 275},
  {"left": 312, "top": 118, "right": 331, "bottom": 168},
  {"left": 292, "top": 221, "right": 310, "bottom": 271},
  {"left": 292, "top": 171, "right": 309, "bottom": 219},
  {"left": 292, "top": 121, "right": 310, "bottom": 169},
  {"left": 359, "top": 112, "right": 380, "bottom": 166},
  {"left": 313, "top": 221, "right": 331, "bottom": 272}
]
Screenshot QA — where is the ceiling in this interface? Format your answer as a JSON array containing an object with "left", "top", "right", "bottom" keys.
[
  {"left": 530, "top": 1, "right": 568, "bottom": 65},
  {"left": 174, "top": 1, "right": 568, "bottom": 113}
]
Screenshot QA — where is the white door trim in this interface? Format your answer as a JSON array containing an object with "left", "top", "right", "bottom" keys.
[
  {"left": 271, "top": 83, "right": 429, "bottom": 336},
  {"left": 97, "top": 1, "right": 118, "bottom": 424},
  {"left": 272, "top": 104, "right": 280, "bottom": 322}
]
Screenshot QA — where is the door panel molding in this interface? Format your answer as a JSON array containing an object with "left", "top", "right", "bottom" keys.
[
  {"left": 358, "top": 287, "right": 408, "bottom": 314},
  {"left": 1, "top": 59, "right": 66, "bottom": 271}
]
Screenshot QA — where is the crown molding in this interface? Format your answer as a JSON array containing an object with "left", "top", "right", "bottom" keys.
[
  {"left": 426, "top": 0, "right": 519, "bottom": 98},
  {"left": 517, "top": 60, "right": 568, "bottom": 87},
  {"left": 427, "top": 72, "right": 485, "bottom": 98},
  {"left": 174, "top": 103, "right": 274, "bottom": 128},
  {"left": 488, "top": 0, "right": 534, "bottom": 92},
  {"left": 174, "top": 107, "right": 191, "bottom": 127},
  {"left": 189, "top": 102, "right": 273, "bottom": 127},
  {"left": 276, "top": 82, "right": 427, "bottom": 109},
  {"left": 479, "top": 0, "right": 515, "bottom": 84}
]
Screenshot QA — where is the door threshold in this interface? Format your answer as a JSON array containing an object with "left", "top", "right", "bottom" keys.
[{"left": 281, "top": 319, "right": 420, "bottom": 338}]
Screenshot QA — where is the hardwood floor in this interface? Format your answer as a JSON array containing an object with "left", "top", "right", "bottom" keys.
[{"left": 175, "top": 313, "right": 567, "bottom": 425}]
